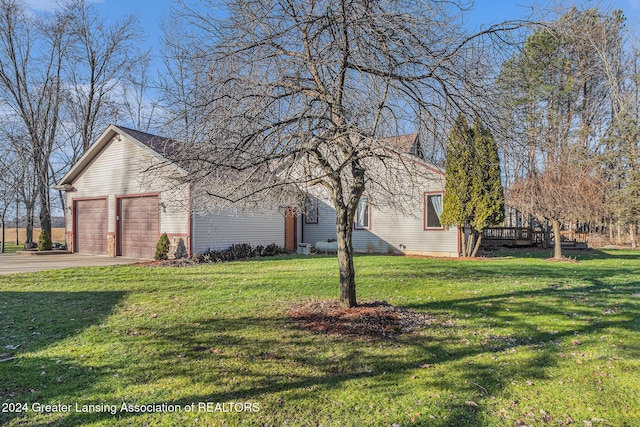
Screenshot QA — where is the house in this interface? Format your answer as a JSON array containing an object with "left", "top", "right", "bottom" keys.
[
  {"left": 301, "top": 134, "right": 460, "bottom": 257},
  {"left": 55, "top": 126, "right": 459, "bottom": 259},
  {"left": 54, "top": 124, "right": 287, "bottom": 259}
]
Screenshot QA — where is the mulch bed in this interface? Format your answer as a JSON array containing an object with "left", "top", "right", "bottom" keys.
[{"left": 288, "top": 300, "right": 437, "bottom": 339}]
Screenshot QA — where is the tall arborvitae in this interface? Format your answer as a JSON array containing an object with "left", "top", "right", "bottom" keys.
[
  {"left": 469, "top": 117, "right": 505, "bottom": 256},
  {"left": 440, "top": 113, "right": 474, "bottom": 256}
]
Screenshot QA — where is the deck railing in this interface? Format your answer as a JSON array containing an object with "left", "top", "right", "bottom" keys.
[{"left": 481, "top": 227, "right": 589, "bottom": 247}]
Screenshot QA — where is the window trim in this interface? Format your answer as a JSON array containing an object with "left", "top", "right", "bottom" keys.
[
  {"left": 424, "top": 192, "right": 445, "bottom": 231},
  {"left": 304, "top": 197, "right": 319, "bottom": 224},
  {"left": 354, "top": 196, "right": 372, "bottom": 230}
]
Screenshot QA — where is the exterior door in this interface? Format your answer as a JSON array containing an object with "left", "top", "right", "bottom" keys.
[
  {"left": 284, "top": 207, "right": 297, "bottom": 251},
  {"left": 75, "top": 199, "right": 107, "bottom": 255},
  {"left": 119, "top": 196, "right": 159, "bottom": 259}
]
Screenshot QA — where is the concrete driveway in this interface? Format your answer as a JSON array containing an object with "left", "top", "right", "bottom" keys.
[{"left": 0, "top": 253, "right": 142, "bottom": 275}]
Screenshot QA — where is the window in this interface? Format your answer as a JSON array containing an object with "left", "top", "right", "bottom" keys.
[
  {"left": 425, "top": 193, "right": 443, "bottom": 229},
  {"left": 304, "top": 197, "right": 318, "bottom": 224},
  {"left": 355, "top": 197, "right": 370, "bottom": 229}
]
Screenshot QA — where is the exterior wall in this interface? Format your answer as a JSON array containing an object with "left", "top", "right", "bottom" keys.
[
  {"left": 302, "top": 183, "right": 460, "bottom": 257},
  {"left": 192, "top": 209, "right": 285, "bottom": 253},
  {"left": 64, "top": 135, "right": 190, "bottom": 256}
]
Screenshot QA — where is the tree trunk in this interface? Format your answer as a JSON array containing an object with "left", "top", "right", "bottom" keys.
[
  {"left": 630, "top": 222, "right": 637, "bottom": 249},
  {"left": 608, "top": 217, "right": 614, "bottom": 242},
  {"left": 26, "top": 204, "right": 34, "bottom": 243},
  {"left": 552, "top": 219, "right": 562, "bottom": 259},
  {"left": 1, "top": 216, "right": 5, "bottom": 253},
  {"left": 336, "top": 204, "right": 357, "bottom": 308},
  {"left": 470, "top": 231, "right": 483, "bottom": 257},
  {"left": 37, "top": 163, "right": 52, "bottom": 239},
  {"left": 460, "top": 226, "right": 468, "bottom": 257}
]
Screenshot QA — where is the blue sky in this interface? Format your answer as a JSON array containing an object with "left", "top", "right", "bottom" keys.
[{"left": 25, "top": 0, "right": 640, "bottom": 51}]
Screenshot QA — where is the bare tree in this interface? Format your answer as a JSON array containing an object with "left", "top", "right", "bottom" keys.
[
  {"left": 0, "top": 0, "right": 145, "bottom": 238},
  {"left": 120, "top": 55, "right": 160, "bottom": 133},
  {"left": 62, "top": 0, "right": 143, "bottom": 152},
  {"left": 0, "top": 144, "right": 17, "bottom": 252},
  {"left": 508, "top": 161, "right": 606, "bottom": 259},
  {"left": 171, "top": 0, "right": 524, "bottom": 307},
  {"left": 159, "top": 16, "right": 212, "bottom": 144},
  {"left": 0, "top": 0, "right": 68, "bottom": 238}
]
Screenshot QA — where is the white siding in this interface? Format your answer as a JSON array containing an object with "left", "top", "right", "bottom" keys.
[
  {"left": 192, "top": 209, "right": 285, "bottom": 253},
  {"left": 303, "top": 186, "right": 459, "bottom": 257},
  {"left": 64, "top": 135, "right": 189, "bottom": 236}
]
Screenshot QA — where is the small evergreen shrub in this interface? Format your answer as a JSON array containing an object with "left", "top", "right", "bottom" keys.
[
  {"left": 155, "top": 233, "right": 170, "bottom": 260},
  {"left": 38, "top": 230, "right": 53, "bottom": 251}
]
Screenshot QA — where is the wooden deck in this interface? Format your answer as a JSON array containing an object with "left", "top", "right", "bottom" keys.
[
  {"left": 482, "top": 227, "right": 588, "bottom": 249},
  {"left": 482, "top": 227, "right": 533, "bottom": 247}
]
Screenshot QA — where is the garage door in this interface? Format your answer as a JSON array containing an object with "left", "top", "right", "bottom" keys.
[
  {"left": 75, "top": 199, "right": 107, "bottom": 255},
  {"left": 119, "top": 196, "right": 159, "bottom": 259}
]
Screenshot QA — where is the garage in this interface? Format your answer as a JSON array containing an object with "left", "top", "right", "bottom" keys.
[
  {"left": 119, "top": 195, "right": 159, "bottom": 259},
  {"left": 75, "top": 198, "right": 107, "bottom": 255}
]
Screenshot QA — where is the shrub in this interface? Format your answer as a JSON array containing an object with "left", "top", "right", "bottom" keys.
[
  {"left": 155, "top": 233, "right": 170, "bottom": 260},
  {"left": 38, "top": 230, "right": 53, "bottom": 251},
  {"left": 191, "top": 242, "right": 286, "bottom": 264}
]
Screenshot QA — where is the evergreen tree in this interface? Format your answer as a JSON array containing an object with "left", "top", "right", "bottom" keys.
[
  {"left": 155, "top": 233, "right": 170, "bottom": 260},
  {"left": 469, "top": 117, "right": 505, "bottom": 256},
  {"left": 440, "top": 113, "right": 474, "bottom": 256},
  {"left": 38, "top": 229, "right": 52, "bottom": 251},
  {"left": 441, "top": 114, "right": 505, "bottom": 257}
]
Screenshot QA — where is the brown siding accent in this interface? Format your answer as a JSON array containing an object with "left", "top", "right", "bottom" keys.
[
  {"left": 75, "top": 199, "right": 108, "bottom": 255},
  {"left": 119, "top": 196, "right": 159, "bottom": 259}
]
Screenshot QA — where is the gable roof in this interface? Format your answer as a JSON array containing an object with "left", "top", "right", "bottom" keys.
[
  {"left": 54, "top": 124, "right": 185, "bottom": 190},
  {"left": 379, "top": 133, "right": 424, "bottom": 159}
]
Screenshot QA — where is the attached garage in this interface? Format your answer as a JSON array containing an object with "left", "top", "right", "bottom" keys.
[
  {"left": 56, "top": 124, "right": 284, "bottom": 259},
  {"left": 118, "top": 195, "right": 159, "bottom": 259},
  {"left": 74, "top": 198, "right": 107, "bottom": 255}
]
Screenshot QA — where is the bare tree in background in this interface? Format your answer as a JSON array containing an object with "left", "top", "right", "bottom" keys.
[
  {"left": 121, "top": 55, "right": 160, "bottom": 133},
  {"left": 62, "top": 0, "right": 143, "bottom": 152},
  {"left": 0, "top": 0, "right": 144, "bottom": 239},
  {"left": 0, "top": 145, "right": 17, "bottom": 252},
  {"left": 0, "top": 0, "right": 68, "bottom": 239},
  {"left": 159, "top": 17, "right": 212, "bottom": 144},
  {"left": 171, "top": 0, "right": 525, "bottom": 307}
]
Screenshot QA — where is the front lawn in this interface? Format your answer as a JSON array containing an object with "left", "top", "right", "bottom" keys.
[{"left": 0, "top": 251, "right": 638, "bottom": 426}]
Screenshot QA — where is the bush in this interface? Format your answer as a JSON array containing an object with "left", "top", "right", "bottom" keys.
[
  {"left": 155, "top": 233, "right": 170, "bottom": 260},
  {"left": 38, "top": 230, "right": 53, "bottom": 251},
  {"left": 191, "top": 242, "right": 287, "bottom": 264}
]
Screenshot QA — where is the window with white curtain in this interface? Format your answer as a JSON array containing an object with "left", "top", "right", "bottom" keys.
[
  {"left": 425, "top": 193, "right": 443, "bottom": 229},
  {"left": 355, "top": 197, "right": 370, "bottom": 229}
]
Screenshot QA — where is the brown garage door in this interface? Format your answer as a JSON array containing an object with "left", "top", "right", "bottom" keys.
[
  {"left": 75, "top": 199, "right": 107, "bottom": 255},
  {"left": 119, "top": 196, "right": 159, "bottom": 259}
]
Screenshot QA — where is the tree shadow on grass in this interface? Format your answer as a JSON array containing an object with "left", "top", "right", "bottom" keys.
[
  {"left": 0, "top": 291, "right": 126, "bottom": 426},
  {"left": 32, "top": 275, "right": 637, "bottom": 426},
  {"left": 1, "top": 259, "right": 638, "bottom": 426}
]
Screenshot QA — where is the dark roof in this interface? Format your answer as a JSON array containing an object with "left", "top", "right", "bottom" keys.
[{"left": 116, "top": 125, "right": 181, "bottom": 160}]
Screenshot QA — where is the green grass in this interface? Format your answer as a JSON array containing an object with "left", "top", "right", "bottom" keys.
[
  {"left": 0, "top": 250, "right": 638, "bottom": 426},
  {"left": 0, "top": 243, "right": 22, "bottom": 254}
]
